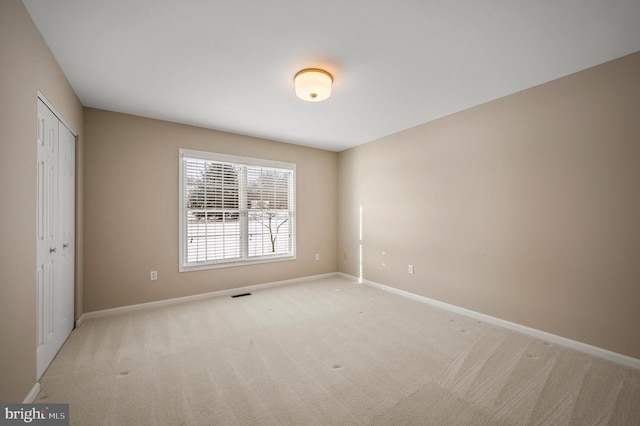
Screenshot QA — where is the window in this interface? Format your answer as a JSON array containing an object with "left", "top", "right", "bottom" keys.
[{"left": 179, "top": 149, "right": 296, "bottom": 271}]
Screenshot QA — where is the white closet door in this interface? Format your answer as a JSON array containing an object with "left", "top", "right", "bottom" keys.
[
  {"left": 36, "top": 99, "right": 75, "bottom": 379},
  {"left": 55, "top": 123, "right": 75, "bottom": 352}
]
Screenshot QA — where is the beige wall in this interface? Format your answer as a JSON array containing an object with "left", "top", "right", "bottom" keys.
[
  {"left": 0, "top": 0, "right": 84, "bottom": 402},
  {"left": 83, "top": 108, "right": 338, "bottom": 312},
  {"left": 339, "top": 52, "right": 640, "bottom": 359}
]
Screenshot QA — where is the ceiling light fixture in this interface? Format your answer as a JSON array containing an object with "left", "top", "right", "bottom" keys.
[{"left": 294, "top": 68, "right": 333, "bottom": 102}]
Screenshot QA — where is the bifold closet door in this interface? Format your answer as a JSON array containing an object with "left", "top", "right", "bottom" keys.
[{"left": 36, "top": 99, "right": 75, "bottom": 379}]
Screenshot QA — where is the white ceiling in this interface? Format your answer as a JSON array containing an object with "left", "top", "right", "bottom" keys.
[{"left": 23, "top": 0, "right": 640, "bottom": 152}]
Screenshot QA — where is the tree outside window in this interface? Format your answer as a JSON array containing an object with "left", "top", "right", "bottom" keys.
[{"left": 180, "top": 149, "right": 295, "bottom": 270}]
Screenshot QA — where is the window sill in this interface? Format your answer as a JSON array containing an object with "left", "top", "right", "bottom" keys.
[{"left": 179, "top": 254, "right": 296, "bottom": 272}]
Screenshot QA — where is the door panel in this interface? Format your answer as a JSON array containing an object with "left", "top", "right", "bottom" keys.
[
  {"left": 36, "top": 99, "right": 74, "bottom": 379},
  {"left": 55, "top": 124, "right": 75, "bottom": 352}
]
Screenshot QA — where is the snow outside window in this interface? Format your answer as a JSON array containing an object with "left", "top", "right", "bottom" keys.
[{"left": 179, "top": 149, "right": 296, "bottom": 271}]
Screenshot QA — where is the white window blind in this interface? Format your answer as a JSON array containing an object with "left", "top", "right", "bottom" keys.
[{"left": 179, "top": 149, "right": 296, "bottom": 270}]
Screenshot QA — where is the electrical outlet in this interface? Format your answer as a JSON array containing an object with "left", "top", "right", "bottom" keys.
[
  {"left": 150, "top": 270, "right": 158, "bottom": 281},
  {"left": 315, "top": 253, "right": 320, "bottom": 261},
  {"left": 408, "top": 265, "right": 414, "bottom": 274},
  {"left": 343, "top": 252, "right": 348, "bottom": 260}
]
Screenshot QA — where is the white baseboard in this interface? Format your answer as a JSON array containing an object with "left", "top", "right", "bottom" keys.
[
  {"left": 337, "top": 272, "right": 640, "bottom": 370},
  {"left": 23, "top": 382, "right": 40, "bottom": 403},
  {"left": 75, "top": 272, "right": 336, "bottom": 327}
]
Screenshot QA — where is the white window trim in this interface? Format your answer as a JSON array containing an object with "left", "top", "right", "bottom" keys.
[{"left": 179, "top": 149, "right": 296, "bottom": 272}]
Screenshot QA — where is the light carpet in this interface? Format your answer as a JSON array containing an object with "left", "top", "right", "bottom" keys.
[{"left": 35, "top": 276, "right": 640, "bottom": 425}]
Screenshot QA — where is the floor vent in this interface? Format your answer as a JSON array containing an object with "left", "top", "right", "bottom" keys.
[{"left": 231, "top": 292, "right": 252, "bottom": 298}]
